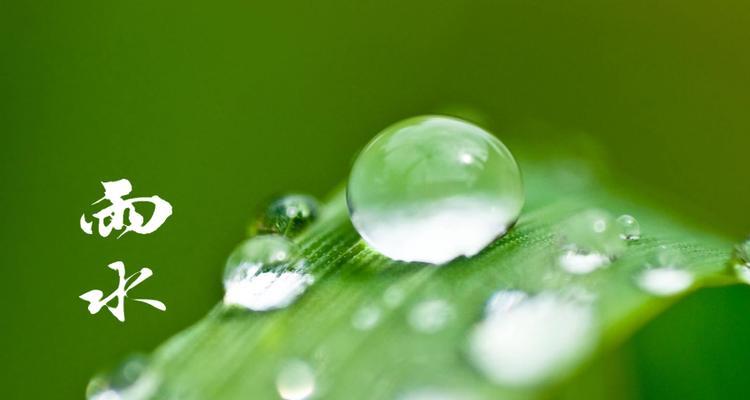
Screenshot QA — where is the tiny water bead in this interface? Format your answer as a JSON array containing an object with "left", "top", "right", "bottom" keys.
[
  {"left": 223, "top": 235, "right": 314, "bottom": 311},
  {"left": 347, "top": 115, "right": 524, "bottom": 264},
  {"left": 468, "top": 293, "right": 595, "bottom": 387},
  {"left": 351, "top": 305, "right": 382, "bottom": 331},
  {"left": 408, "top": 299, "right": 455, "bottom": 334},
  {"left": 616, "top": 214, "right": 641, "bottom": 240},
  {"left": 86, "top": 355, "right": 156, "bottom": 400},
  {"left": 557, "top": 210, "right": 626, "bottom": 274},
  {"left": 250, "top": 194, "right": 319, "bottom": 237},
  {"left": 275, "top": 359, "right": 316, "bottom": 400}
]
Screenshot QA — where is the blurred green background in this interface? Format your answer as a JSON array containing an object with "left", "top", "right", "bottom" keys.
[{"left": 1, "top": 0, "right": 748, "bottom": 398}]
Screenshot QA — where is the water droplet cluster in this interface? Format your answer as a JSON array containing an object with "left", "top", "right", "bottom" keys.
[{"left": 221, "top": 195, "right": 320, "bottom": 311}]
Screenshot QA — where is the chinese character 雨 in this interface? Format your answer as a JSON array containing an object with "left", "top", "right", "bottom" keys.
[
  {"left": 80, "top": 178, "right": 172, "bottom": 238},
  {"left": 79, "top": 261, "right": 166, "bottom": 322}
]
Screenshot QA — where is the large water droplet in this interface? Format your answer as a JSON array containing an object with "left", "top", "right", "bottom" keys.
[
  {"left": 616, "top": 214, "right": 641, "bottom": 241},
  {"left": 275, "top": 359, "right": 316, "bottom": 400},
  {"left": 408, "top": 299, "right": 455, "bottom": 334},
  {"left": 250, "top": 194, "right": 319, "bottom": 237},
  {"left": 223, "top": 235, "right": 313, "bottom": 311},
  {"left": 468, "top": 293, "right": 595, "bottom": 387},
  {"left": 86, "top": 355, "right": 157, "bottom": 400},
  {"left": 347, "top": 115, "right": 524, "bottom": 264},
  {"left": 557, "top": 210, "right": 626, "bottom": 274}
]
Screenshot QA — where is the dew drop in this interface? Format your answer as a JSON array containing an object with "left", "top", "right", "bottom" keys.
[
  {"left": 383, "top": 285, "right": 406, "bottom": 308},
  {"left": 222, "top": 235, "right": 313, "bottom": 311},
  {"left": 468, "top": 293, "right": 595, "bottom": 387},
  {"left": 351, "top": 305, "right": 381, "bottom": 331},
  {"left": 347, "top": 115, "right": 524, "bottom": 264},
  {"left": 557, "top": 210, "right": 625, "bottom": 274},
  {"left": 250, "top": 194, "right": 319, "bottom": 237},
  {"left": 275, "top": 359, "right": 316, "bottom": 400},
  {"left": 616, "top": 214, "right": 640, "bottom": 241},
  {"left": 408, "top": 299, "right": 455, "bottom": 334},
  {"left": 86, "top": 355, "right": 157, "bottom": 400},
  {"left": 636, "top": 268, "right": 693, "bottom": 296}
]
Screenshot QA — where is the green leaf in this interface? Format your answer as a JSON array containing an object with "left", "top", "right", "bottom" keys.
[{"left": 133, "top": 144, "right": 738, "bottom": 400}]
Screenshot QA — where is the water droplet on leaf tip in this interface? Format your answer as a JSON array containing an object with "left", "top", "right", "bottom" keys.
[
  {"left": 250, "top": 194, "right": 319, "bottom": 238},
  {"left": 223, "top": 235, "right": 313, "bottom": 311},
  {"left": 347, "top": 115, "right": 524, "bottom": 264}
]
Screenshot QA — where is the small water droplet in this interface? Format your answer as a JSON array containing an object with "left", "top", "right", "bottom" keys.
[
  {"left": 275, "top": 359, "right": 316, "bottom": 400},
  {"left": 383, "top": 285, "right": 406, "bottom": 308},
  {"left": 86, "top": 355, "right": 157, "bottom": 400},
  {"left": 636, "top": 267, "right": 693, "bottom": 296},
  {"left": 223, "top": 235, "right": 313, "bottom": 311},
  {"left": 250, "top": 194, "right": 319, "bottom": 237},
  {"left": 347, "top": 115, "right": 524, "bottom": 264},
  {"left": 468, "top": 293, "right": 595, "bottom": 386},
  {"left": 408, "top": 299, "right": 455, "bottom": 334},
  {"left": 616, "top": 214, "right": 640, "bottom": 240},
  {"left": 351, "top": 305, "right": 381, "bottom": 331},
  {"left": 557, "top": 210, "right": 625, "bottom": 274}
]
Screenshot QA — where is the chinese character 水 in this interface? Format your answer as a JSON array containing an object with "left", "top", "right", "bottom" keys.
[{"left": 79, "top": 261, "right": 166, "bottom": 322}]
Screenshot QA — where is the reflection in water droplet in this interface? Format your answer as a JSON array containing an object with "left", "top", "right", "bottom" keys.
[
  {"left": 250, "top": 194, "right": 319, "bottom": 237},
  {"left": 86, "top": 355, "right": 157, "bottom": 400},
  {"left": 636, "top": 268, "right": 693, "bottom": 296},
  {"left": 409, "top": 299, "right": 455, "bottom": 334},
  {"left": 223, "top": 235, "right": 313, "bottom": 311},
  {"left": 616, "top": 214, "right": 641, "bottom": 241},
  {"left": 557, "top": 210, "right": 625, "bottom": 274},
  {"left": 276, "top": 359, "right": 316, "bottom": 400},
  {"left": 351, "top": 305, "right": 381, "bottom": 331},
  {"left": 347, "top": 116, "right": 524, "bottom": 264},
  {"left": 468, "top": 294, "right": 595, "bottom": 386}
]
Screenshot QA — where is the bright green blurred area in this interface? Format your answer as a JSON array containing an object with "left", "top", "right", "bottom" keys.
[{"left": 1, "top": 1, "right": 748, "bottom": 399}]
